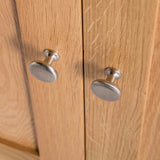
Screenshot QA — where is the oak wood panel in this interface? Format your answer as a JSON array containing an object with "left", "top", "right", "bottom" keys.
[
  {"left": 0, "top": 0, "right": 37, "bottom": 151},
  {"left": 137, "top": 5, "right": 160, "bottom": 160},
  {"left": 83, "top": 0, "right": 159, "bottom": 159},
  {"left": 0, "top": 143, "right": 39, "bottom": 160},
  {"left": 15, "top": 0, "right": 84, "bottom": 160}
]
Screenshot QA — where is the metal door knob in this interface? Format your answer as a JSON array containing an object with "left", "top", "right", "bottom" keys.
[
  {"left": 29, "top": 49, "right": 59, "bottom": 82},
  {"left": 91, "top": 67, "right": 121, "bottom": 101}
]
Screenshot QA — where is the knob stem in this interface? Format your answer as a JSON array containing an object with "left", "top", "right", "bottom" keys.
[
  {"left": 106, "top": 74, "right": 116, "bottom": 83},
  {"left": 44, "top": 56, "right": 54, "bottom": 65}
]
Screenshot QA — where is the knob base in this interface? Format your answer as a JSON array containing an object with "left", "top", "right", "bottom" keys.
[
  {"left": 91, "top": 80, "right": 121, "bottom": 101},
  {"left": 29, "top": 62, "right": 57, "bottom": 82}
]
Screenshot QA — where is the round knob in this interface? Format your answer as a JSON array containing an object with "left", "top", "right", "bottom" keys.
[
  {"left": 29, "top": 49, "right": 59, "bottom": 82},
  {"left": 91, "top": 67, "right": 121, "bottom": 101}
]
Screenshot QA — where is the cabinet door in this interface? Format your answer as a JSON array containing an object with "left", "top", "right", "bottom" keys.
[
  {"left": 137, "top": 6, "right": 160, "bottom": 160},
  {"left": 83, "top": 0, "right": 160, "bottom": 160},
  {"left": 0, "top": 0, "right": 37, "bottom": 154},
  {"left": 0, "top": 0, "right": 84, "bottom": 160},
  {"left": 15, "top": 0, "right": 84, "bottom": 160}
]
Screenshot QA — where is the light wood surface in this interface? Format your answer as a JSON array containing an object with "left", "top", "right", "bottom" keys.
[
  {"left": 0, "top": 143, "right": 39, "bottom": 160},
  {"left": 137, "top": 5, "right": 160, "bottom": 160},
  {"left": 15, "top": 0, "right": 84, "bottom": 160},
  {"left": 83, "top": 0, "right": 159, "bottom": 159},
  {"left": 0, "top": 0, "right": 37, "bottom": 151}
]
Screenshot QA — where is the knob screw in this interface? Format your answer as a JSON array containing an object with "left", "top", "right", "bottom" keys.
[
  {"left": 104, "top": 67, "right": 121, "bottom": 82},
  {"left": 43, "top": 49, "right": 59, "bottom": 65}
]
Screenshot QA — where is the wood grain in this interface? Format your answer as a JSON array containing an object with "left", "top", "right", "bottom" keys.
[
  {"left": 15, "top": 0, "right": 84, "bottom": 160},
  {"left": 0, "top": 0, "right": 37, "bottom": 151},
  {"left": 83, "top": 0, "right": 159, "bottom": 159},
  {"left": 0, "top": 143, "right": 39, "bottom": 160},
  {"left": 137, "top": 4, "right": 160, "bottom": 160}
]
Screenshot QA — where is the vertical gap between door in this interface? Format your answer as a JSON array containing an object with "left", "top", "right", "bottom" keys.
[{"left": 81, "top": 0, "right": 86, "bottom": 159}]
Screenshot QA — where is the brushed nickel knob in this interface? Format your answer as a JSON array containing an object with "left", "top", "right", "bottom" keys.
[
  {"left": 29, "top": 49, "right": 59, "bottom": 82},
  {"left": 91, "top": 67, "right": 121, "bottom": 101}
]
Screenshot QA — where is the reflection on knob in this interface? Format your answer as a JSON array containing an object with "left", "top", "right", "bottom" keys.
[
  {"left": 29, "top": 49, "right": 59, "bottom": 82},
  {"left": 91, "top": 67, "right": 121, "bottom": 101}
]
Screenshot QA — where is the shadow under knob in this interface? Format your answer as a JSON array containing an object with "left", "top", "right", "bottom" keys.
[
  {"left": 91, "top": 67, "right": 121, "bottom": 101},
  {"left": 29, "top": 49, "right": 59, "bottom": 82}
]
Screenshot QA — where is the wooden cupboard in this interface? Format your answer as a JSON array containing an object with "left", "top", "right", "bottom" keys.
[{"left": 0, "top": 0, "right": 160, "bottom": 160}]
